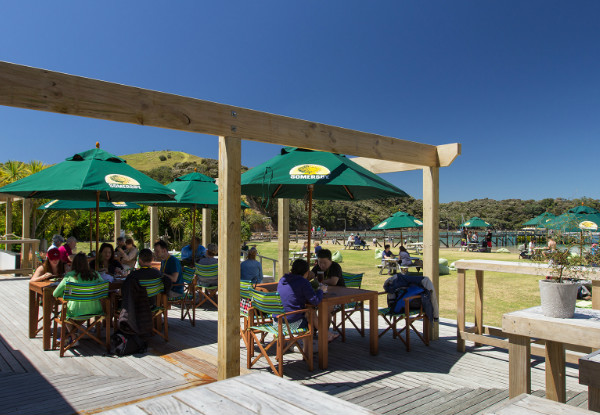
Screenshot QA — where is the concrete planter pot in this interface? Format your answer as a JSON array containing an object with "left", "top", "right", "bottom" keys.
[{"left": 539, "top": 279, "right": 579, "bottom": 318}]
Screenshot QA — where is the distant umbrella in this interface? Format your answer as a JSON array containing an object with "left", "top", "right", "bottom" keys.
[
  {"left": 460, "top": 217, "right": 491, "bottom": 228},
  {"left": 522, "top": 212, "right": 556, "bottom": 228}
]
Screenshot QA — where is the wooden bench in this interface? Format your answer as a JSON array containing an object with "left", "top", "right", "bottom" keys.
[
  {"left": 485, "top": 393, "right": 596, "bottom": 414},
  {"left": 580, "top": 349, "right": 600, "bottom": 412}
]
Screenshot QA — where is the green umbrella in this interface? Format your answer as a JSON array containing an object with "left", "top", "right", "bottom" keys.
[
  {"left": 460, "top": 217, "right": 491, "bottom": 228},
  {"left": 38, "top": 199, "right": 143, "bottom": 253},
  {"left": 241, "top": 147, "right": 409, "bottom": 261},
  {"left": 140, "top": 171, "right": 249, "bottom": 262},
  {"left": 0, "top": 144, "right": 174, "bottom": 264},
  {"left": 544, "top": 206, "right": 600, "bottom": 233},
  {"left": 522, "top": 212, "right": 556, "bottom": 228},
  {"left": 371, "top": 211, "right": 423, "bottom": 245}
]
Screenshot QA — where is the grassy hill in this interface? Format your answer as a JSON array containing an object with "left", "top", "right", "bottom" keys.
[{"left": 120, "top": 150, "right": 205, "bottom": 171}]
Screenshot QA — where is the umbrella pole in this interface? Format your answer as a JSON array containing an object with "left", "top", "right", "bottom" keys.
[
  {"left": 95, "top": 191, "right": 100, "bottom": 271},
  {"left": 89, "top": 209, "right": 93, "bottom": 254},
  {"left": 307, "top": 185, "right": 313, "bottom": 264},
  {"left": 192, "top": 205, "right": 197, "bottom": 264}
]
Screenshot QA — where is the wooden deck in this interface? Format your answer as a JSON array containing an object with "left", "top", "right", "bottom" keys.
[{"left": 0, "top": 276, "right": 590, "bottom": 414}]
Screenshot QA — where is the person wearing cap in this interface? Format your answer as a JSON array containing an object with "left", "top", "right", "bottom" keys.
[
  {"left": 240, "top": 247, "right": 263, "bottom": 285},
  {"left": 31, "top": 248, "right": 66, "bottom": 282},
  {"left": 48, "top": 234, "right": 65, "bottom": 252},
  {"left": 58, "top": 236, "right": 77, "bottom": 265}
]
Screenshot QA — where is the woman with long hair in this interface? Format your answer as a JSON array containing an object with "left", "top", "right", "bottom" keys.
[
  {"left": 31, "top": 248, "right": 65, "bottom": 282},
  {"left": 53, "top": 253, "right": 106, "bottom": 345},
  {"left": 90, "top": 242, "right": 124, "bottom": 275}
]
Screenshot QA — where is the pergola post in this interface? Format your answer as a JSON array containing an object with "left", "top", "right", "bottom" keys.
[
  {"left": 217, "top": 135, "right": 241, "bottom": 380},
  {"left": 114, "top": 210, "right": 121, "bottom": 244},
  {"left": 202, "top": 208, "right": 211, "bottom": 246},
  {"left": 149, "top": 206, "right": 158, "bottom": 247},
  {"left": 278, "top": 198, "right": 290, "bottom": 280},
  {"left": 423, "top": 166, "right": 440, "bottom": 340},
  {"left": 5, "top": 197, "right": 12, "bottom": 235},
  {"left": 21, "top": 199, "right": 31, "bottom": 269}
]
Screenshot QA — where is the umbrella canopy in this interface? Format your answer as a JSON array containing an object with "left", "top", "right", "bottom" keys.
[
  {"left": 522, "top": 212, "right": 556, "bottom": 228},
  {"left": 38, "top": 199, "right": 142, "bottom": 212},
  {"left": 241, "top": 147, "right": 408, "bottom": 201},
  {"left": 242, "top": 147, "right": 409, "bottom": 261},
  {"left": 371, "top": 211, "right": 423, "bottom": 230},
  {"left": 141, "top": 172, "right": 248, "bottom": 208},
  {"left": 0, "top": 147, "right": 174, "bottom": 202},
  {"left": 544, "top": 206, "right": 600, "bottom": 233},
  {"left": 460, "top": 217, "right": 491, "bottom": 228}
]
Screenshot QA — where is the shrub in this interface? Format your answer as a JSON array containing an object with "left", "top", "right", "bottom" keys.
[{"left": 159, "top": 155, "right": 167, "bottom": 161}]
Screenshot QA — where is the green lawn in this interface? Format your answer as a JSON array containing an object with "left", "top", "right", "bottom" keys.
[{"left": 250, "top": 241, "right": 541, "bottom": 328}]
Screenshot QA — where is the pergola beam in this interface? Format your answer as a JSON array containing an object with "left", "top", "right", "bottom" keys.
[
  {"left": 352, "top": 143, "right": 462, "bottom": 173},
  {"left": 0, "top": 61, "right": 450, "bottom": 166}
]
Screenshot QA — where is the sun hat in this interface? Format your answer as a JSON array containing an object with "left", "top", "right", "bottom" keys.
[{"left": 47, "top": 248, "right": 60, "bottom": 261}]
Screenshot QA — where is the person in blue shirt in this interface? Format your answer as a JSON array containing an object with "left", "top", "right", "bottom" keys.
[
  {"left": 181, "top": 236, "right": 206, "bottom": 265},
  {"left": 240, "top": 247, "right": 263, "bottom": 285},
  {"left": 154, "top": 240, "right": 183, "bottom": 296},
  {"left": 277, "top": 259, "right": 322, "bottom": 330}
]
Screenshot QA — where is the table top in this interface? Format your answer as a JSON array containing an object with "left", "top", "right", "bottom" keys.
[
  {"left": 454, "top": 259, "right": 600, "bottom": 280},
  {"left": 98, "top": 372, "right": 377, "bottom": 414},
  {"left": 502, "top": 306, "right": 600, "bottom": 348}
]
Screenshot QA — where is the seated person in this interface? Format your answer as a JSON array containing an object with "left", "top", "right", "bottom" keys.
[
  {"left": 197, "top": 243, "right": 218, "bottom": 265},
  {"left": 53, "top": 253, "right": 105, "bottom": 346},
  {"left": 240, "top": 247, "right": 263, "bottom": 285},
  {"left": 31, "top": 248, "right": 66, "bottom": 282},
  {"left": 528, "top": 239, "right": 536, "bottom": 256},
  {"left": 311, "top": 249, "right": 344, "bottom": 287},
  {"left": 58, "top": 236, "right": 77, "bottom": 266},
  {"left": 277, "top": 259, "right": 323, "bottom": 331},
  {"left": 116, "top": 238, "right": 139, "bottom": 269},
  {"left": 48, "top": 234, "right": 65, "bottom": 251},
  {"left": 347, "top": 235, "right": 354, "bottom": 246},
  {"left": 123, "top": 248, "right": 163, "bottom": 309},
  {"left": 154, "top": 240, "right": 183, "bottom": 297},
  {"left": 382, "top": 244, "right": 395, "bottom": 260},
  {"left": 314, "top": 241, "right": 322, "bottom": 255},
  {"left": 90, "top": 243, "right": 124, "bottom": 276},
  {"left": 399, "top": 245, "right": 423, "bottom": 269},
  {"left": 181, "top": 236, "right": 206, "bottom": 265},
  {"left": 354, "top": 235, "right": 361, "bottom": 246},
  {"left": 301, "top": 241, "right": 309, "bottom": 252}
]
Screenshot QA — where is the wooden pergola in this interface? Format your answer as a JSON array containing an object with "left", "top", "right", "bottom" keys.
[{"left": 0, "top": 61, "right": 460, "bottom": 380}]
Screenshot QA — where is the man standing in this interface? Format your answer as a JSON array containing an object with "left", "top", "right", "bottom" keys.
[{"left": 154, "top": 240, "right": 183, "bottom": 297}]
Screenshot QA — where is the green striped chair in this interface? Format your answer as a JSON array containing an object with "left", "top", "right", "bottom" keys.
[
  {"left": 332, "top": 272, "right": 365, "bottom": 341},
  {"left": 139, "top": 278, "right": 169, "bottom": 341},
  {"left": 52, "top": 281, "right": 111, "bottom": 357},
  {"left": 240, "top": 280, "right": 254, "bottom": 350},
  {"left": 377, "top": 294, "right": 429, "bottom": 352},
  {"left": 195, "top": 263, "right": 219, "bottom": 309},
  {"left": 247, "top": 289, "right": 314, "bottom": 377},
  {"left": 168, "top": 265, "right": 197, "bottom": 326}
]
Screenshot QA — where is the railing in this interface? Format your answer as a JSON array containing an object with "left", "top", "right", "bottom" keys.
[{"left": 257, "top": 254, "right": 278, "bottom": 280}]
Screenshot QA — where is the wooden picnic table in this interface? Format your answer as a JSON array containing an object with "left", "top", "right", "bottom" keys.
[
  {"left": 454, "top": 260, "right": 600, "bottom": 357},
  {"left": 97, "top": 371, "right": 377, "bottom": 414},
  {"left": 503, "top": 306, "right": 600, "bottom": 403},
  {"left": 254, "top": 282, "right": 379, "bottom": 370}
]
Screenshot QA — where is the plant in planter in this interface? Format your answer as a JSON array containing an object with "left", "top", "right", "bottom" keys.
[{"left": 538, "top": 245, "right": 586, "bottom": 318}]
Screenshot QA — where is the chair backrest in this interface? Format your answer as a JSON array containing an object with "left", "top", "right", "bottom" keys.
[
  {"left": 182, "top": 266, "right": 196, "bottom": 284},
  {"left": 250, "top": 289, "right": 285, "bottom": 316},
  {"left": 240, "top": 280, "right": 253, "bottom": 300},
  {"left": 63, "top": 281, "right": 109, "bottom": 302},
  {"left": 196, "top": 263, "right": 218, "bottom": 279},
  {"left": 342, "top": 272, "right": 364, "bottom": 289},
  {"left": 139, "top": 278, "right": 165, "bottom": 298}
]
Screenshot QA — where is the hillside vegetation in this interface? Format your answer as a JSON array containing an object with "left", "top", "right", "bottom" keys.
[{"left": 120, "top": 150, "right": 204, "bottom": 171}]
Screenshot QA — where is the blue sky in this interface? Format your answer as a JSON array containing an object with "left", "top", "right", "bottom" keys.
[{"left": 1, "top": 1, "right": 599, "bottom": 203}]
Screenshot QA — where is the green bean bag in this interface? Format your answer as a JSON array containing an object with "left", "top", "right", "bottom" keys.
[
  {"left": 332, "top": 250, "right": 343, "bottom": 263},
  {"left": 439, "top": 264, "right": 450, "bottom": 275},
  {"left": 439, "top": 258, "right": 448, "bottom": 266},
  {"left": 374, "top": 248, "right": 383, "bottom": 259}
]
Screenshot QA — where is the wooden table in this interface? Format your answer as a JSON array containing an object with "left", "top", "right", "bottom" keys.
[
  {"left": 485, "top": 393, "right": 597, "bottom": 415},
  {"left": 318, "top": 286, "right": 378, "bottom": 369},
  {"left": 454, "top": 260, "right": 600, "bottom": 355},
  {"left": 579, "top": 350, "right": 600, "bottom": 412},
  {"left": 502, "top": 306, "right": 600, "bottom": 402},
  {"left": 28, "top": 280, "right": 55, "bottom": 350},
  {"left": 97, "top": 372, "right": 377, "bottom": 414}
]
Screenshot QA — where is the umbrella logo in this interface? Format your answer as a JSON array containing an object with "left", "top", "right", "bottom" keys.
[
  {"left": 414, "top": 219, "right": 423, "bottom": 225},
  {"left": 378, "top": 221, "right": 388, "bottom": 228},
  {"left": 44, "top": 200, "right": 59, "bottom": 208},
  {"left": 579, "top": 221, "right": 598, "bottom": 231},
  {"left": 289, "top": 164, "right": 330, "bottom": 180},
  {"left": 111, "top": 202, "right": 127, "bottom": 207},
  {"left": 105, "top": 174, "right": 141, "bottom": 189}
]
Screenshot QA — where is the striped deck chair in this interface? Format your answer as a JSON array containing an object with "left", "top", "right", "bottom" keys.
[
  {"left": 332, "top": 272, "right": 365, "bottom": 342},
  {"left": 195, "top": 263, "right": 218, "bottom": 309},
  {"left": 247, "top": 289, "right": 314, "bottom": 377},
  {"left": 240, "top": 280, "right": 254, "bottom": 350},
  {"left": 52, "top": 281, "right": 111, "bottom": 357},
  {"left": 377, "top": 288, "right": 429, "bottom": 352},
  {"left": 139, "top": 278, "right": 169, "bottom": 341},
  {"left": 168, "top": 265, "right": 197, "bottom": 326}
]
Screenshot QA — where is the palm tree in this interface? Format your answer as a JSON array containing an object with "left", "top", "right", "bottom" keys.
[
  {"left": 25, "top": 160, "right": 48, "bottom": 238},
  {"left": 0, "top": 160, "right": 26, "bottom": 235}
]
